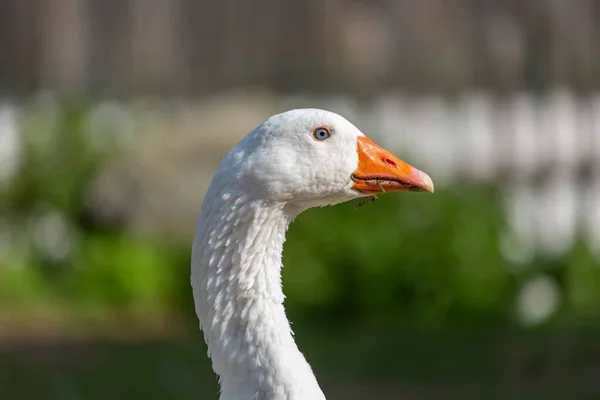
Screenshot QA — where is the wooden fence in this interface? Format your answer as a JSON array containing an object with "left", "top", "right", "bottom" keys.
[
  {"left": 0, "top": 0, "right": 599, "bottom": 95},
  {"left": 3, "top": 89, "right": 598, "bottom": 258}
]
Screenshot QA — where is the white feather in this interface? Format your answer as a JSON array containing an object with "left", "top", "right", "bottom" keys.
[{"left": 191, "top": 109, "right": 369, "bottom": 400}]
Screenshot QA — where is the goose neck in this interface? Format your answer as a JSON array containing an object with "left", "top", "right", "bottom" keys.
[{"left": 192, "top": 197, "right": 325, "bottom": 400}]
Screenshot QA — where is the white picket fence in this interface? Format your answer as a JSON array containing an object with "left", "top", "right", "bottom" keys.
[
  {"left": 1, "top": 90, "right": 600, "bottom": 263},
  {"left": 297, "top": 89, "right": 600, "bottom": 261}
]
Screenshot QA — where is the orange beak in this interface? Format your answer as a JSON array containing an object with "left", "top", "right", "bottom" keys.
[{"left": 352, "top": 136, "right": 434, "bottom": 194}]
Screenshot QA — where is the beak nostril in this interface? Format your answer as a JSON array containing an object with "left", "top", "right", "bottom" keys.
[{"left": 383, "top": 158, "right": 397, "bottom": 167}]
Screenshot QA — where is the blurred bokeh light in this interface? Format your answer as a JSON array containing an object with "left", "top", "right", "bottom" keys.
[{"left": 1, "top": 1, "right": 600, "bottom": 399}]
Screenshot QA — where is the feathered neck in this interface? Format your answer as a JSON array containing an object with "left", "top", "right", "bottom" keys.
[{"left": 191, "top": 189, "right": 326, "bottom": 400}]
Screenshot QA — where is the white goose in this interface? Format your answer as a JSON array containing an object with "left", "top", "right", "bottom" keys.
[{"left": 191, "top": 109, "right": 434, "bottom": 400}]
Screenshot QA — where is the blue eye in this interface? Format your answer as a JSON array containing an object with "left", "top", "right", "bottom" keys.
[{"left": 313, "top": 126, "right": 331, "bottom": 141}]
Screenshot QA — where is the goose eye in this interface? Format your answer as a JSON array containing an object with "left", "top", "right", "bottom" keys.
[{"left": 313, "top": 127, "right": 331, "bottom": 141}]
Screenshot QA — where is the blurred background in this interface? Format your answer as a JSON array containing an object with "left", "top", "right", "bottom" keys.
[{"left": 1, "top": 0, "right": 600, "bottom": 399}]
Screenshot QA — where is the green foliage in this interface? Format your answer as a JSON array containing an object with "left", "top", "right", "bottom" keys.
[
  {"left": 564, "top": 241, "right": 600, "bottom": 318},
  {"left": 0, "top": 254, "right": 47, "bottom": 304},
  {"left": 1, "top": 97, "right": 599, "bottom": 330},
  {"left": 68, "top": 233, "right": 178, "bottom": 308},
  {"left": 283, "top": 186, "right": 511, "bottom": 325},
  {"left": 6, "top": 97, "right": 99, "bottom": 213}
]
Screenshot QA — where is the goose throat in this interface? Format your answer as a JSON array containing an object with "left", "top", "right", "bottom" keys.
[{"left": 191, "top": 196, "right": 325, "bottom": 400}]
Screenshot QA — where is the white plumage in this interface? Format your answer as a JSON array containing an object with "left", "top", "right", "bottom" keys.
[{"left": 191, "top": 109, "right": 433, "bottom": 400}]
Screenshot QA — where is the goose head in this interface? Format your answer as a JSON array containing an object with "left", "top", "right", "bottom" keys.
[
  {"left": 194, "top": 108, "right": 434, "bottom": 399},
  {"left": 216, "top": 108, "right": 433, "bottom": 211}
]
